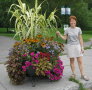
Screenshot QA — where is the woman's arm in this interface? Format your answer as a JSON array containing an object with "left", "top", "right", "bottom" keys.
[
  {"left": 79, "top": 34, "right": 84, "bottom": 53},
  {"left": 56, "top": 31, "right": 67, "bottom": 40}
]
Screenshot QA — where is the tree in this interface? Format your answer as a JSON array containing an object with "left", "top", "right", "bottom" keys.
[
  {"left": 0, "top": 0, "right": 92, "bottom": 30},
  {"left": 0, "top": 0, "right": 17, "bottom": 31}
]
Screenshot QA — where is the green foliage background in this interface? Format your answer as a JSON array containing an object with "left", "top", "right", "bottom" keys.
[{"left": 0, "top": 0, "right": 92, "bottom": 30}]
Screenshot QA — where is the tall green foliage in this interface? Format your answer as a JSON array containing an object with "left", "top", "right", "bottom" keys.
[{"left": 9, "top": 0, "right": 58, "bottom": 40}]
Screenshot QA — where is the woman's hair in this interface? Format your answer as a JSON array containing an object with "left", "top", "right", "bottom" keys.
[{"left": 69, "top": 16, "right": 77, "bottom": 21}]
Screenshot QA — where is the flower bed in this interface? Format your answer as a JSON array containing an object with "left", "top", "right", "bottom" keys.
[
  {"left": 6, "top": 0, "right": 64, "bottom": 85},
  {"left": 6, "top": 36, "right": 64, "bottom": 84}
]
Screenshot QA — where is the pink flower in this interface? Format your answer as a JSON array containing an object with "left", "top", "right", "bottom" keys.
[
  {"left": 30, "top": 52, "right": 34, "bottom": 56},
  {"left": 22, "top": 66, "right": 26, "bottom": 71},
  {"left": 45, "top": 70, "right": 51, "bottom": 75},
  {"left": 53, "top": 68, "right": 61, "bottom": 74},
  {"left": 32, "top": 66, "right": 36, "bottom": 69},
  {"left": 54, "top": 75, "right": 58, "bottom": 80},
  {"left": 25, "top": 61, "right": 32, "bottom": 67},
  {"left": 34, "top": 53, "right": 39, "bottom": 58},
  {"left": 45, "top": 59, "right": 64, "bottom": 81},
  {"left": 49, "top": 74, "right": 54, "bottom": 80},
  {"left": 56, "top": 76, "right": 61, "bottom": 80},
  {"left": 57, "top": 60, "right": 63, "bottom": 65},
  {"left": 33, "top": 60, "right": 39, "bottom": 63},
  {"left": 60, "top": 66, "right": 64, "bottom": 69},
  {"left": 35, "top": 60, "right": 39, "bottom": 63},
  {"left": 22, "top": 54, "right": 27, "bottom": 57},
  {"left": 32, "top": 57, "right": 35, "bottom": 60}
]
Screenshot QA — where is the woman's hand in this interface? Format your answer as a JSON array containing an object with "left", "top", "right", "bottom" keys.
[
  {"left": 56, "top": 31, "right": 61, "bottom": 36},
  {"left": 79, "top": 35, "right": 84, "bottom": 53},
  {"left": 56, "top": 31, "right": 67, "bottom": 40},
  {"left": 81, "top": 47, "right": 84, "bottom": 53}
]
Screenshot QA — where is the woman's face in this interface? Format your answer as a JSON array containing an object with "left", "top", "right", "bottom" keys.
[{"left": 70, "top": 19, "right": 76, "bottom": 28}]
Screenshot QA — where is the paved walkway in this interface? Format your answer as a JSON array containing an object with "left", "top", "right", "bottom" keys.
[
  {"left": 0, "top": 36, "right": 15, "bottom": 63},
  {"left": 0, "top": 36, "right": 92, "bottom": 90}
]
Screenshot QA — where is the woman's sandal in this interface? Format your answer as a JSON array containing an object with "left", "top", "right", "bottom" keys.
[
  {"left": 70, "top": 74, "right": 76, "bottom": 78},
  {"left": 81, "top": 75, "right": 89, "bottom": 81}
]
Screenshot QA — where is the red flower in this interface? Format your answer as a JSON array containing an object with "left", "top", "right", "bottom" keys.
[{"left": 39, "top": 52, "right": 51, "bottom": 61}]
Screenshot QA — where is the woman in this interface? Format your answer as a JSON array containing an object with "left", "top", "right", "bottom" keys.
[{"left": 56, "top": 16, "right": 89, "bottom": 81}]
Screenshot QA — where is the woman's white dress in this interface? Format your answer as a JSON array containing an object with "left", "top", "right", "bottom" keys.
[{"left": 64, "top": 27, "right": 83, "bottom": 58}]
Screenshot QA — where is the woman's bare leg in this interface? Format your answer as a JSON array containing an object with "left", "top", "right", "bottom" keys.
[
  {"left": 76, "top": 56, "right": 89, "bottom": 81},
  {"left": 70, "top": 58, "right": 75, "bottom": 74},
  {"left": 77, "top": 56, "right": 84, "bottom": 76}
]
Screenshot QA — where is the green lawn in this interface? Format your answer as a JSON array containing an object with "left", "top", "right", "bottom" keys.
[
  {"left": 82, "top": 30, "right": 92, "bottom": 42},
  {"left": 0, "top": 28, "right": 92, "bottom": 42},
  {"left": 0, "top": 28, "right": 15, "bottom": 37}
]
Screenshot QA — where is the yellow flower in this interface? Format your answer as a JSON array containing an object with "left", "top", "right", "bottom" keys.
[
  {"left": 23, "top": 39, "right": 32, "bottom": 43},
  {"left": 45, "top": 37, "right": 54, "bottom": 41},
  {"left": 45, "top": 38, "right": 49, "bottom": 41},
  {"left": 23, "top": 38, "right": 40, "bottom": 43},
  {"left": 31, "top": 39, "right": 40, "bottom": 43},
  {"left": 37, "top": 35, "right": 42, "bottom": 38},
  {"left": 13, "top": 42, "right": 21, "bottom": 47},
  {"left": 41, "top": 43, "right": 46, "bottom": 47},
  {"left": 49, "top": 37, "right": 54, "bottom": 41}
]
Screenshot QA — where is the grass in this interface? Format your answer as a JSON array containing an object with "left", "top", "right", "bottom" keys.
[
  {"left": 0, "top": 28, "right": 92, "bottom": 42},
  {"left": 82, "top": 30, "right": 92, "bottom": 42},
  {"left": 69, "top": 77, "right": 87, "bottom": 90},
  {"left": 0, "top": 28, "right": 15, "bottom": 37},
  {"left": 84, "top": 45, "right": 92, "bottom": 50},
  {"left": 0, "top": 28, "right": 19, "bottom": 40}
]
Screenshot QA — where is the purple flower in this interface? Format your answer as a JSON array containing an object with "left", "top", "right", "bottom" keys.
[{"left": 46, "top": 46, "right": 50, "bottom": 49}]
